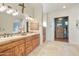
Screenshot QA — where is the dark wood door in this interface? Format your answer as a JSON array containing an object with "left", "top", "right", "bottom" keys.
[
  {"left": 43, "top": 27, "right": 46, "bottom": 43},
  {"left": 56, "top": 27, "right": 64, "bottom": 39},
  {"left": 55, "top": 16, "right": 68, "bottom": 42}
]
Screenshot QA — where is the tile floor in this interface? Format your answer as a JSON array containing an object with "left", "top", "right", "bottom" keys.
[{"left": 29, "top": 41, "right": 79, "bottom": 56}]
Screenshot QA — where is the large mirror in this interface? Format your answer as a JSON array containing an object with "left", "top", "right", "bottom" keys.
[
  {"left": 0, "top": 3, "right": 39, "bottom": 37},
  {"left": 0, "top": 12, "right": 24, "bottom": 34}
]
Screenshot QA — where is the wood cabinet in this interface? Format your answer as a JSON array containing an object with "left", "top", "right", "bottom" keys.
[
  {"left": 15, "top": 43, "right": 25, "bottom": 56},
  {"left": 26, "top": 46, "right": 32, "bottom": 55},
  {"left": 0, "top": 48, "right": 15, "bottom": 56},
  {"left": 25, "top": 37, "right": 33, "bottom": 55},
  {"left": 32, "top": 38, "right": 39, "bottom": 49},
  {"left": 32, "top": 35, "right": 39, "bottom": 49},
  {"left": 0, "top": 34, "right": 39, "bottom": 56},
  {"left": 25, "top": 34, "right": 39, "bottom": 55}
]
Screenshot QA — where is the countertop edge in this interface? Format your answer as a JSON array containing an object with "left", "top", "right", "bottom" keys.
[{"left": 0, "top": 32, "right": 40, "bottom": 46}]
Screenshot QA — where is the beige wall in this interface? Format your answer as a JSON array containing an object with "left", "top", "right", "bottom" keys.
[
  {"left": 34, "top": 5, "right": 43, "bottom": 45},
  {"left": 24, "top": 5, "right": 34, "bottom": 18},
  {"left": 47, "top": 6, "right": 79, "bottom": 44},
  {"left": 0, "top": 12, "right": 14, "bottom": 33}
]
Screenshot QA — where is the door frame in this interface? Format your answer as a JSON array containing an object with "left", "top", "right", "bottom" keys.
[{"left": 54, "top": 16, "right": 69, "bottom": 42}]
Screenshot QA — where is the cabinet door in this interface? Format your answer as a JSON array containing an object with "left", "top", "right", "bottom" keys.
[
  {"left": 25, "top": 37, "right": 33, "bottom": 55},
  {"left": 26, "top": 40, "right": 32, "bottom": 48},
  {"left": 32, "top": 35, "right": 39, "bottom": 49},
  {"left": 15, "top": 43, "right": 25, "bottom": 56},
  {"left": 26, "top": 46, "right": 32, "bottom": 55},
  {"left": 32, "top": 39, "right": 39, "bottom": 49},
  {"left": 0, "top": 48, "right": 15, "bottom": 56}
]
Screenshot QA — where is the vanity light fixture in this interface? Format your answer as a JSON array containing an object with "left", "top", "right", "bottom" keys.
[
  {"left": 25, "top": 15, "right": 28, "bottom": 19},
  {"left": 0, "top": 6, "right": 7, "bottom": 12},
  {"left": 12, "top": 10, "right": 19, "bottom": 16},
  {"left": 25, "top": 17, "right": 28, "bottom": 20},
  {"left": 29, "top": 17, "right": 34, "bottom": 21},
  {"left": 6, "top": 9, "right": 14, "bottom": 14}
]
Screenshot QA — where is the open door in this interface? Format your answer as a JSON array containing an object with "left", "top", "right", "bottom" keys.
[{"left": 54, "top": 16, "right": 69, "bottom": 42}]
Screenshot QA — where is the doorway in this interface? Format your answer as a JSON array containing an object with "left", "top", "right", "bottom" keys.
[{"left": 54, "top": 16, "right": 69, "bottom": 42}]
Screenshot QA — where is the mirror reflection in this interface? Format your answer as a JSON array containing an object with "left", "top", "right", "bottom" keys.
[{"left": 0, "top": 3, "right": 39, "bottom": 38}]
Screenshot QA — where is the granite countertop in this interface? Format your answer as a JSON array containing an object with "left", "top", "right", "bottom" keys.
[{"left": 0, "top": 32, "right": 39, "bottom": 45}]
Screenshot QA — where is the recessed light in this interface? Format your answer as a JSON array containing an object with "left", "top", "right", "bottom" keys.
[{"left": 62, "top": 5, "right": 66, "bottom": 8}]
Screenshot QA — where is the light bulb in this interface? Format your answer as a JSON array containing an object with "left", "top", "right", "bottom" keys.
[
  {"left": 0, "top": 6, "right": 7, "bottom": 12},
  {"left": 12, "top": 11, "right": 18, "bottom": 16},
  {"left": 6, "top": 9, "right": 14, "bottom": 14}
]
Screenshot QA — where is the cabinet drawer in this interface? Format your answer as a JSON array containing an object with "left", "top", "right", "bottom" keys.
[
  {"left": 32, "top": 39, "right": 38, "bottom": 43},
  {"left": 26, "top": 41, "right": 32, "bottom": 48},
  {"left": 32, "top": 42, "right": 38, "bottom": 48},
  {"left": 32, "top": 39, "right": 39, "bottom": 49},
  {"left": 31, "top": 35, "right": 39, "bottom": 39},
  {"left": 26, "top": 41, "right": 32, "bottom": 44},
  {"left": 25, "top": 38, "right": 31, "bottom": 42},
  {"left": 26, "top": 44, "right": 32, "bottom": 48},
  {"left": 0, "top": 38, "right": 25, "bottom": 53},
  {"left": 15, "top": 43, "right": 25, "bottom": 56},
  {"left": 26, "top": 46, "right": 32, "bottom": 55},
  {"left": 0, "top": 48, "right": 15, "bottom": 56}
]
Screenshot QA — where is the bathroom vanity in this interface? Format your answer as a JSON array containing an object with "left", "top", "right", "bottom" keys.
[{"left": 0, "top": 33, "right": 40, "bottom": 56}]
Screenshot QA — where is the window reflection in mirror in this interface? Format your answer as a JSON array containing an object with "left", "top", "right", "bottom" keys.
[{"left": 13, "top": 20, "right": 20, "bottom": 33}]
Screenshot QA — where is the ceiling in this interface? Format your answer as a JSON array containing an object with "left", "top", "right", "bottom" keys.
[
  {"left": 0, "top": 3, "right": 79, "bottom": 14},
  {"left": 42, "top": 3, "right": 79, "bottom": 13},
  {"left": 28, "top": 3, "right": 79, "bottom": 13}
]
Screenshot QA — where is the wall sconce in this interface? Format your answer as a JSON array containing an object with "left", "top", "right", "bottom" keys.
[
  {"left": 0, "top": 3, "right": 19, "bottom": 16},
  {"left": 76, "top": 23, "right": 79, "bottom": 28},
  {"left": 76, "top": 20, "right": 79, "bottom": 28}
]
